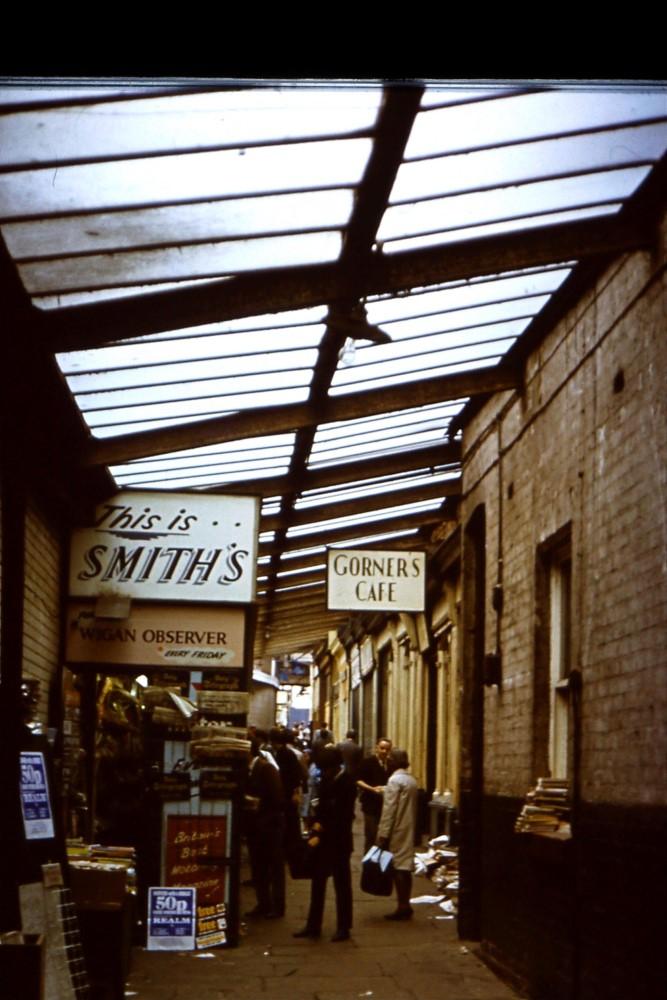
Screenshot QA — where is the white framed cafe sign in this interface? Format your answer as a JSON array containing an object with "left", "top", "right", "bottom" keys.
[{"left": 69, "top": 491, "right": 259, "bottom": 604}]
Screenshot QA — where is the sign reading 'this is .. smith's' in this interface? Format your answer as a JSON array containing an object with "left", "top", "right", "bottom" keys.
[
  {"left": 69, "top": 491, "right": 259, "bottom": 605},
  {"left": 327, "top": 548, "right": 426, "bottom": 613}
]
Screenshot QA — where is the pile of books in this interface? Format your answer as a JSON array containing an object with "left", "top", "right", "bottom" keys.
[{"left": 515, "top": 778, "right": 571, "bottom": 835}]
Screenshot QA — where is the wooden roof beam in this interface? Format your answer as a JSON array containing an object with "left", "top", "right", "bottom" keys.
[
  {"left": 42, "top": 213, "right": 648, "bottom": 353},
  {"left": 84, "top": 367, "right": 517, "bottom": 466}
]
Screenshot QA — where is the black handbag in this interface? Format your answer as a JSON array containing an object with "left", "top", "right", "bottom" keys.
[
  {"left": 360, "top": 846, "right": 394, "bottom": 896},
  {"left": 288, "top": 834, "right": 316, "bottom": 880}
]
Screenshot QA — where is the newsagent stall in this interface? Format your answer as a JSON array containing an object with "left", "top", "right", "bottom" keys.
[{"left": 64, "top": 488, "right": 259, "bottom": 944}]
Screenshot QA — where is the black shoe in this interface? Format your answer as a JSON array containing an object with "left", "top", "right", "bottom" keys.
[
  {"left": 331, "top": 930, "right": 350, "bottom": 941},
  {"left": 384, "top": 907, "right": 413, "bottom": 921},
  {"left": 264, "top": 910, "right": 284, "bottom": 919},
  {"left": 293, "top": 926, "right": 320, "bottom": 939}
]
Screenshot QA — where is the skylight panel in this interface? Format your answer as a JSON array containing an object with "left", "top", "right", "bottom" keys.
[
  {"left": 309, "top": 405, "right": 461, "bottom": 448},
  {"left": 286, "top": 497, "right": 445, "bottom": 538},
  {"left": 277, "top": 564, "right": 327, "bottom": 579},
  {"left": 390, "top": 122, "right": 667, "bottom": 203},
  {"left": 381, "top": 206, "right": 621, "bottom": 255},
  {"left": 331, "top": 356, "right": 503, "bottom": 398},
  {"left": 33, "top": 277, "right": 227, "bottom": 309},
  {"left": 296, "top": 470, "right": 459, "bottom": 510},
  {"left": 58, "top": 322, "right": 325, "bottom": 375},
  {"left": 112, "top": 434, "right": 296, "bottom": 474},
  {"left": 403, "top": 89, "right": 667, "bottom": 160},
  {"left": 111, "top": 454, "right": 292, "bottom": 489},
  {"left": 62, "top": 347, "right": 318, "bottom": 395},
  {"left": 311, "top": 401, "right": 463, "bottom": 441},
  {"left": 366, "top": 267, "right": 572, "bottom": 322},
  {"left": 361, "top": 301, "right": 547, "bottom": 342},
  {"left": 84, "top": 384, "right": 311, "bottom": 436},
  {"left": 331, "top": 330, "right": 522, "bottom": 391},
  {"left": 20, "top": 231, "right": 343, "bottom": 294},
  {"left": 0, "top": 88, "right": 382, "bottom": 166},
  {"left": 377, "top": 167, "right": 650, "bottom": 245},
  {"left": 0, "top": 138, "right": 373, "bottom": 218},
  {"left": 308, "top": 427, "right": 458, "bottom": 466},
  {"left": 3, "top": 190, "right": 355, "bottom": 259}
]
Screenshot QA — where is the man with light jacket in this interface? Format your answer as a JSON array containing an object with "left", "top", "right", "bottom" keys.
[{"left": 376, "top": 748, "right": 418, "bottom": 920}]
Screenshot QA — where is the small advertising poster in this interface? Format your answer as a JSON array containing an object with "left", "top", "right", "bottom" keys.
[
  {"left": 147, "top": 887, "right": 196, "bottom": 951},
  {"left": 277, "top": 656, "right": 311, "bottom": 686},
  {"left": 19, "top": 751, "right": 55, "bottom": 840}
]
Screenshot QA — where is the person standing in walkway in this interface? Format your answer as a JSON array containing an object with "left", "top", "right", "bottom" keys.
[
  {"left": 293, "top": 745, "right": 357, "bottom": 942},
  {"left": 377, "top": 748, "right": 418, "bottom": 921},
  {"left": 356, "top": 736, "right": 392, "bottom": 852},
  {"left": 338, "top": 729, "right": 363, "bottom": 779},
  {"left": 270, "top": 727, "right": 306, "bottom": 870},
  {"left": 244, "top": 738, "right": 286, "bottom": 918}
]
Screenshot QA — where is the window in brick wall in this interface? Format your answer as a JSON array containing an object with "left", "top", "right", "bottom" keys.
[
  {"left": 534, "top": 525, "right": 573, "bottom": 780},
  {"left": 548, "top": 551, "right": 571, "bottom": 778}
]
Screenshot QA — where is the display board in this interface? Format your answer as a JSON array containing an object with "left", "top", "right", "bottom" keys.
[{"left": 162, "top": 806, "right": 232, "bottom": 949}]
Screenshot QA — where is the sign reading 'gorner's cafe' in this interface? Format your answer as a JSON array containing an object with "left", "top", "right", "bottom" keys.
[
  {"left": 327, "top": 547, "right": 426, "bottom": 613},
  {"left": 69, "top": 491, "right": 259, "bottom": 604}
]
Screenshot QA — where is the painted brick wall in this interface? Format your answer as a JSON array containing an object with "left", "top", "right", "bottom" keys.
[
  {"left": 462, "top": 222, "right": 667, "bottom": 805},
  {"left": 460, "top": 215, "right": 667, "bottom": 998}
]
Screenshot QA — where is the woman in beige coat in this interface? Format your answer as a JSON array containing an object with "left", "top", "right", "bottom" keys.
[{"left": 376, "top": 749, "right": 418, "bottom": 920}]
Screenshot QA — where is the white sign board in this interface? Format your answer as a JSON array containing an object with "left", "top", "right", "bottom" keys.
[
  {"left": 69, "top": 491, "right": 259, "bottom": 604},
  {"left": 148, "top": 887, "right": 196, "bottom": 951},
  {"left": 327, "top": 548, "right": 426, "bottom": 613},
  {"left": 19, "top": 752, "right": 55, "bottom": 840},
  {"left": 65, "top": 601, "right": 246, "bottom": 669}
]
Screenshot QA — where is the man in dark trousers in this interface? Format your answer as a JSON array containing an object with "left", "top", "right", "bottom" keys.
[
  {"left": 356, "top": 736, "right": 392, "bottom": 853},
  {"left": 244, "top": 737, "right": 286, "bottom": 918},
  {"left": 270, "top": 727, "right": 306, "bottom": 870},
  {"left": 293, "top": 745, "right": 357, "bottom": 942}
]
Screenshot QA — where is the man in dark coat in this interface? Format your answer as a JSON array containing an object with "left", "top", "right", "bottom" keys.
[
  {"left": 270, "top": 727, "right": 306, "bottom": 868},
  {"left": 245, "top": 738, "right": 286, "bottom": 918},
  {"left": 356, "top": 736, "right": 392, "bottom": 852},
  {"left": 293, "top": 745, "right": 357, "bottom": 941}
]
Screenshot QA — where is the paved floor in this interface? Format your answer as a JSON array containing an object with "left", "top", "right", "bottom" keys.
[{"left": 126, "top": 819, "right": 520, "bottom": 1000}]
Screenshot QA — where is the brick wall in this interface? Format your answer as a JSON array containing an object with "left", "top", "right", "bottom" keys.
[
  {"left": 462, "top": 233, "right": 667, "bottom": 803},
  {"left": 460, "top": 213, "right": 667, "bottom": 998},
  {"left": 22, "top": 495, "right": 64, "bottom": 727}
]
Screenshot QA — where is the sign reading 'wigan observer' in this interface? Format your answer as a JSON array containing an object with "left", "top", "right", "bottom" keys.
[
  {"left": 69, "top": 492, "right": 259, "bottom": 604},
  {"left": 327, "top": 547, "right": 426, "bottom": 613}
]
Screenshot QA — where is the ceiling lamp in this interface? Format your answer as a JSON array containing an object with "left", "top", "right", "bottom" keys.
[{"left": 330, "top": 303, "right": 392, "bottom": 345}]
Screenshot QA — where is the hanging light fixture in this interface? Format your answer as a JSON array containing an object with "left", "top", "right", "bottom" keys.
[{"left": 331, "top": 303, "right": 392, "bottom": 345}]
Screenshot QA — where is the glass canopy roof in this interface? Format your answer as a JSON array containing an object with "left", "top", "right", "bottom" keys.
[{"left": 2, "top": 79, "right": 665, "bottom": 658}]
